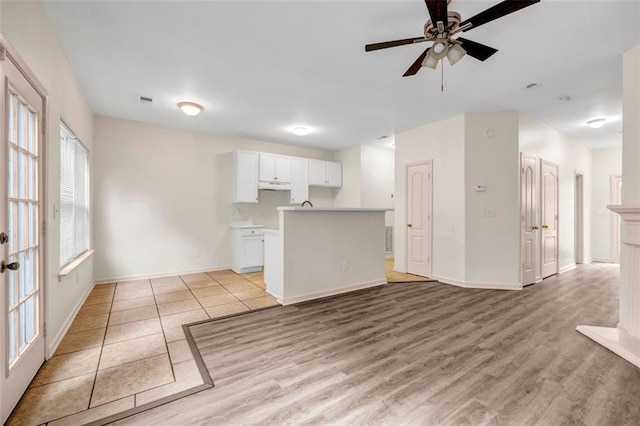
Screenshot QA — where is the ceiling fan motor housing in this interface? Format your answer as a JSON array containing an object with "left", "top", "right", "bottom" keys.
[{"left": 424, "top": 11, "right": 461, "bottom": 39}]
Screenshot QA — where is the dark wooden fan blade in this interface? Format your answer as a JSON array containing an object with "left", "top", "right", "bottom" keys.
[
  {"left": 425, "top": 0, "right": 448, "bottom": 28},
  {"left": 365, "top": 37, "right": 427, "bottom": 52},
  {"left": 457, "top": 37, "right": 498, "bottom": 61},
  {"left": 403, "top": 48, "right": 430, "bottom": 77},
  {"left": 459, "top": 0, "right": 540, "bottom": 32}
]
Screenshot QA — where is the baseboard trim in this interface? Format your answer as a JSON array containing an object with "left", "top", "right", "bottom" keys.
[
  {"left": 47, "top": 283, "right": 94, "bottom": 358},
  {"left": 279, "top": 279, "right": 387, "bottom": 305},
  {"left": 94, "top": 265, "right": 233, "bottom": 284},
  {"left": 588, "top": 258, "right": 614, "bottom": 263},
  {"left": 559, "top": 263, "right": 577, "bottom": 274},
  {"left": 433, "top": 275, "right": 522, "bottom": 291}
]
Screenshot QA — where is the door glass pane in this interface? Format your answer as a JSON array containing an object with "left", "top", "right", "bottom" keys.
[
  {"left": 8, "top": 265, "right": 16, "bottom": 307},
  {"left": 8, "top": 312, "right": 16, "bottom": 362},
  {"left": 18, "top": 202, "right": 25, "bottom": 250},
  {"left": 29, "top": 203, "right": 36, "bottom": 246},
  {"left": 24, "top": 296, "right": 35, "bottom": 343},
  {"left": 8, "top": 146, "right": 15, "bottom": 197},
  {"left": 27, "top": 109, "right": 36, "bottom": 153},
  {"left": 24, "top": 251, "right": 34, "bottom": 295},
  {"left": 17, "top": 102, "right": 25, "bottom": 148},
  {"left": 8, "top": 92, "right": 14, "bottom": 143}
]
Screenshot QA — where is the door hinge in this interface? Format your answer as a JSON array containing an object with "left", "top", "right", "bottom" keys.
[
  {"left": 42, "top": 220, "right": 47, "bottom": 236},
  {"left": 43, "top": 323, "right": 47, "bottom": 338},
  {"left": 0, "top": 46, "right": 6, "bottom": 62}
]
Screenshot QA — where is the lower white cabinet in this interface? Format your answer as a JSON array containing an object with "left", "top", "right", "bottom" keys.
[{"left": 230, "top": 222, "right": 264, "bottom": 273}]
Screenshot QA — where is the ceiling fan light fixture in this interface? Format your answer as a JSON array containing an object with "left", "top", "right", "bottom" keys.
[
  {"left": 177, "top": 101, "right": 203, "bottom": 116},
  {"left": 586, "top": 118, "right": 606, "bottom": 128},
  {"left": 422, "top": 54, "right": 439, "bottom": 69},
  {"left": 446, "top": 44, "right": 466, "bottom": 65}
]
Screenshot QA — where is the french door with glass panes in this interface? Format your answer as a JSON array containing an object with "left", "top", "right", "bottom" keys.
[{"left": 0, "top": 52, "right": 45, "bottom": 423}]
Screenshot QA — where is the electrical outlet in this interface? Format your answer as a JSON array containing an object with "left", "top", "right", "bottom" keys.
[{"left": 342, "top": 260, "right": 349, "bottom": 271}]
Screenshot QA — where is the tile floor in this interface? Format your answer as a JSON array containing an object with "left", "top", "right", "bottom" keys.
[
  {"left": 7, "top": 269, "right": 278, "bottom": 426},
  {"left": 385, "top": 258, "right": 435, "bottom": 283}
]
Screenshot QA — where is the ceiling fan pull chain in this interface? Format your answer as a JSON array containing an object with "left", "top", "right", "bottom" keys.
[{"left": 441, "top": 60, "right": 444, "bottom": 92}]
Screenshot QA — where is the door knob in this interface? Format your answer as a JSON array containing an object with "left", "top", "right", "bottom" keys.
[
  {"left": 531, "top": 226, "right": 539, "bottom": 230},
  {"left": 407, "top": 224, "right": 412, "bottom": 228},
  {"left": 542, "top": 225, "right": 549, "bottom": 229},
  {"left": 1, "top": 260, "right": 19, "bottom": 273}
]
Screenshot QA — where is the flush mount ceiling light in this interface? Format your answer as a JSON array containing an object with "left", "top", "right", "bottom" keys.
[
  {"left": 291, "top": 126, "right": 310, "bottom": 136},
  {"left": 177, "top": 101, "right": 203, "bottom": 116},
  {"left": 586, "top": 118, "right": 606, "bottom": 128}
]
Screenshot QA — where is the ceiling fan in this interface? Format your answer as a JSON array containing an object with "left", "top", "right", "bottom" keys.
[{"left": 365, "top": 0, "right": 540, "bottom": 77}]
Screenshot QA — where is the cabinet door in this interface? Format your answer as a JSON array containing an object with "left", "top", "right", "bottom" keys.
[
  {"left": 233, "top": 151, "right": 258, "bottom": 203},
  {"left": 326, "top": 161, "right": 342, "bottom": 187},
  {"left": 243, "top": 237, "right": 264, "bottom": 267},
  {"left": 289, "top": 158, "right": 309, "bottom": 204},
  {"left": 308, "top": 160, "right": 326, "bottom": 186},
  {"left": 259, "top": 153, "right": 276, "bottom": 182},
  {"left": 275, "top": 156, "right": 291, "bottom": 182}
]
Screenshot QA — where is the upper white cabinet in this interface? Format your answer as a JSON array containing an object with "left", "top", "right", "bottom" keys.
[
  {"left": 232, "top": 150, "right": 341, "bottom": 204},
  {"left": 259, "top": 153, "right": 291, "bottom": 183},
  {"left": 289, "top": 158, "right": 309, "bottom": 204},
  {"left": 309, "top": 160, "right": 342, "bottom": 187},
  {"left": 232, "top": 150, "right": 259, "bottom": 203}
]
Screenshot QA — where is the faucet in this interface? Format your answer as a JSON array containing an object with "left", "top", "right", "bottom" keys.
[{"left": 301, "top": 200, "right": 314, "bottom": 207}]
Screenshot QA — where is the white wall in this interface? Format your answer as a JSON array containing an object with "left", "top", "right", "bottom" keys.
[
  {"left": 622, "top": 45, "right": 640, "bottom": 205},
  {"left": 333, "top": 145, "right": 361, "bottom": 208},
  {"left": 591, "top": 147, "right": 622, "bottom": 261},
  {"left": 395, "top": 115, "right": 466, "bottom": 281},
  {"left": 93, "top": 115, "right": 335, "bottom": 281},
  {"left": 465, "top": 112, "right": 521, "bottom": 286},
  {"left": 519, "top": 113, "right": 593, "bottom": 271},
  {"left": 1, "top": 1, "right": 94, "bottom": 355},
  {"left": 361, "top": 145, "right": 394, "bottom": 209}
]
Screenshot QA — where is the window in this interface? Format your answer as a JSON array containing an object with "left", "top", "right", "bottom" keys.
[{"left": 59, "top": 122, "right": 89, "bottom": 267}]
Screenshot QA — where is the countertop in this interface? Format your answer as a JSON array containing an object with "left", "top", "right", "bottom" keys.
[{"left": 277, "top": 207, "right": 390, "bottom": 212}]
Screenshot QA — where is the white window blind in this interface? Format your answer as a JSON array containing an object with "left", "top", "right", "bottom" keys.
[{"left": 60, "top": 122, "right": 90, "bottom": 267}]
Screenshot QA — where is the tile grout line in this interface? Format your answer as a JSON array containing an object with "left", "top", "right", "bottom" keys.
[
  {"left": 151, "top": 277, "right": 178, "bottom": 395},
  {"left": 86, "top": 283, "right": 116, "bottom": 412}
]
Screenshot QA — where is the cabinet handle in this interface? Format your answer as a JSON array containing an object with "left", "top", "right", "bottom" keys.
[
  {"left": 407, "top": 224, "right": 412, "bottom": 228},
  {"left": 542, "top": 225, "right": 549, "bottom": 229},
  {"left": 274, "top": 177, "right": 278, "bottom": 180},
  {"left": 532, "top": 226, "right": 539, "bottom": 230}
]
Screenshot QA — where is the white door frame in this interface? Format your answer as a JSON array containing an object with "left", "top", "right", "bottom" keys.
[
  {"left": 611, "top": 174, "right": 622, "bottom": 263},
  {"left": 0, "top": 34, "right": 49, "bottom": 424},
  {"left": 404, "top": 160, "right": 433, "bottom": 277},
  {"left": 575, "top": 172, "right": 584, "bottom": 264}
]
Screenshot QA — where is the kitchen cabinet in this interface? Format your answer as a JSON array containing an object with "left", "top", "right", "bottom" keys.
[
  {"left": 230, "top": 221, "right": 264, "bottom": 274},
  {"left": 232, "top": 150, "right": 259, "bottom": 203},
  {"left": 289, "top": 158, "right": 309, "bottom": 204},
  {"left": 259, "top": 153, "right": 291, "bottom": 183},
  {"left": 308, "top": 160, "right": 342, "bottom": 187}
]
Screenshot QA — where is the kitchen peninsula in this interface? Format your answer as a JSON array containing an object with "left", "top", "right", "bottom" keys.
[{"left": 263, "top": 207, "right": 388, "bottom": 305}]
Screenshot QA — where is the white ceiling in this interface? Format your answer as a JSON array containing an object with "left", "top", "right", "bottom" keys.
[{"left": 43, "top": 0, "right": 640, "bottom": 152}]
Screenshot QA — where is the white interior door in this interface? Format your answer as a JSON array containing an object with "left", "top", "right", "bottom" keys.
[
  {"left": 406, "top": 161, "right": 432, "bottom": 277},
  {"left": 611, "top": 175, "right": 622, "bottom": 263},
  {"left": 541, "top": 160, "right": 559, "bottom": 278},
  {"left": 0, "top": 55, "right": 45, "bottom": 423},
  {"left": 575, "top": 173, "right": 584, "bottom": 264},
  {"left": 521, "top": 154, "right": 536, "bottom": 285}
]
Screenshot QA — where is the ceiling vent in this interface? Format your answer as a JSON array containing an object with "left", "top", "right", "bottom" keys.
[{"left": 139, "top": 96, "right": 153, "bottom": 105}]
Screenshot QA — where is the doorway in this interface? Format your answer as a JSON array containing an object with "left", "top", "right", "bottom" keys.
[
  {"left": 0, "top": 45, "right": 46, "bottom": 422},
  {"left": 541, "top": 160, "right": 559, "bottom": 278},
  {"left": 575, "top": 173, "right": 584, "bottom": 264},
  {"left": 611, "top": 175, "right": 622, "bottom": 263},
  {"left": 405, "top": 161, "right": 432, "bottom": 277}
]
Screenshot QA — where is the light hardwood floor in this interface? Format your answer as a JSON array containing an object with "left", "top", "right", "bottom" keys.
[{"left": 115, "top": 263, "right": 640, "bottom": 425}]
